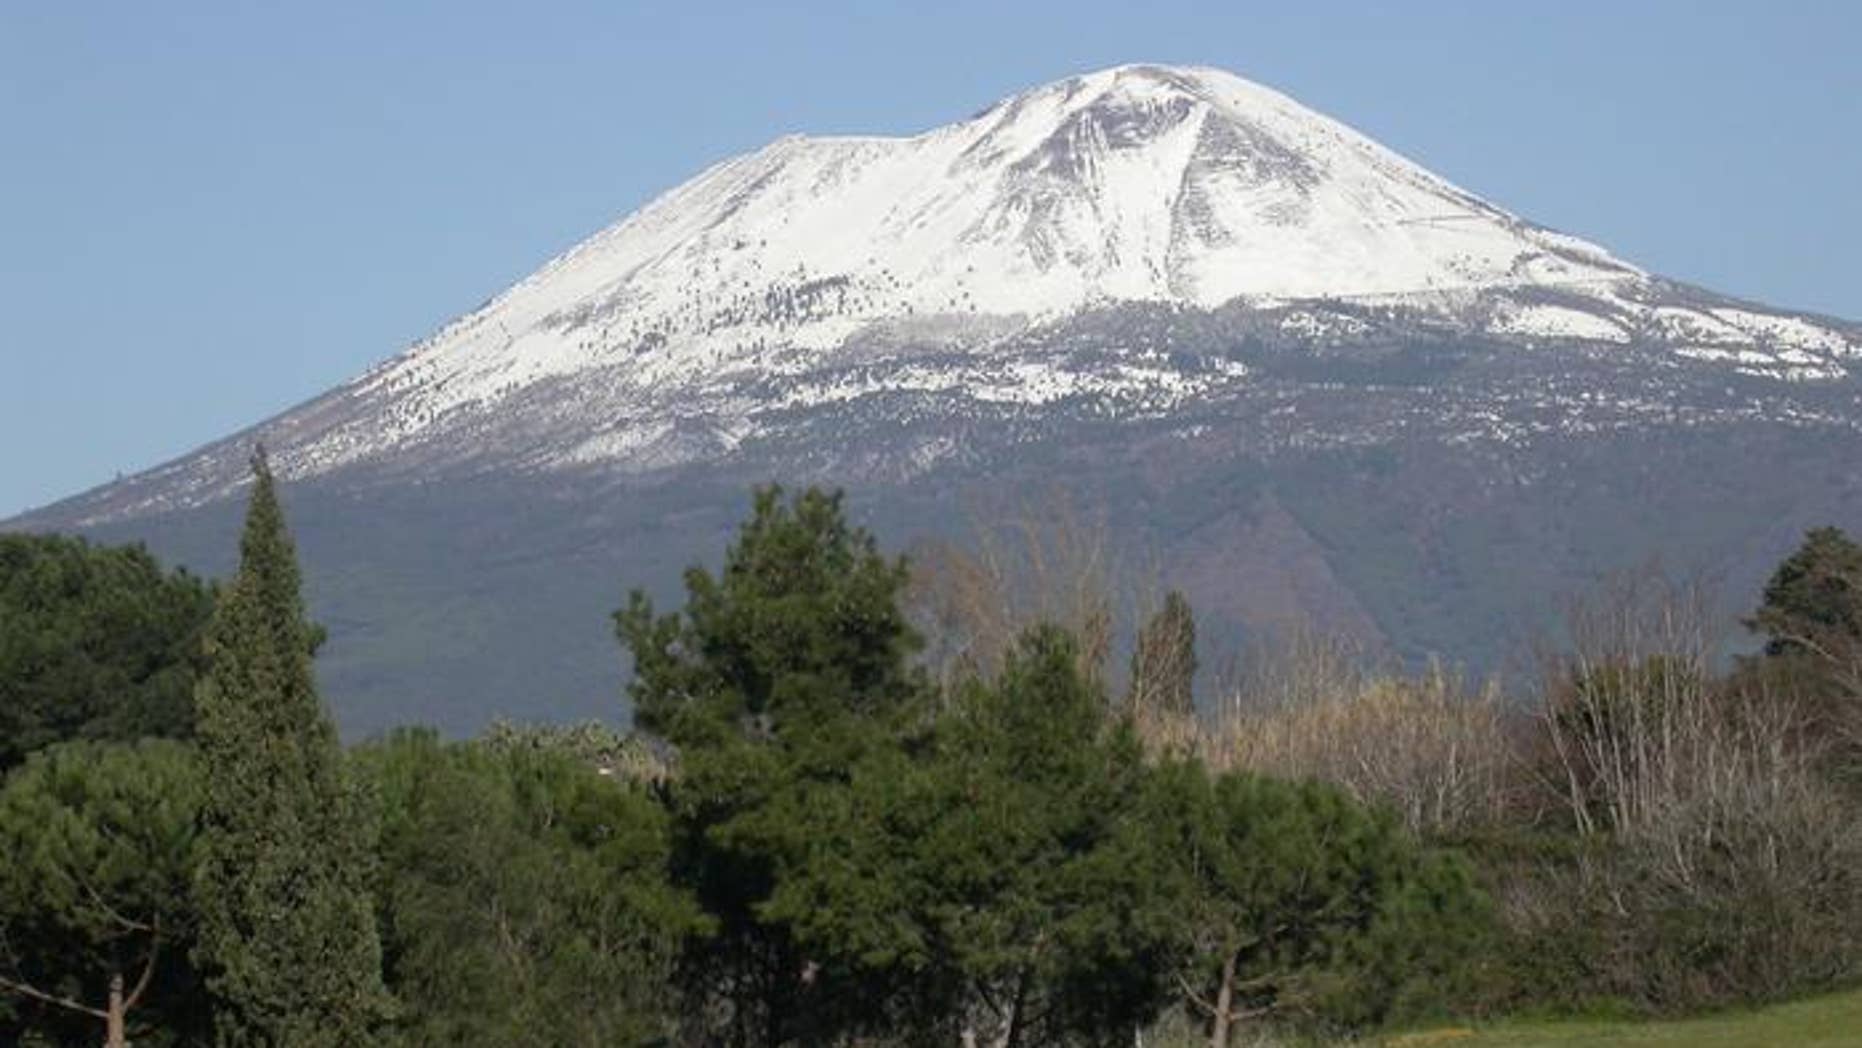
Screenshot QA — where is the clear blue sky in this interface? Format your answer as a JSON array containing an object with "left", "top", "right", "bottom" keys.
[{"left": 3, "top": 2, "right": 1858, "bottom": 518}]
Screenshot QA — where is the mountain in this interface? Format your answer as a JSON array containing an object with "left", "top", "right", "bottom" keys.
[{"left": 12, "top": 65, "right": 1862, "bottom": 735}]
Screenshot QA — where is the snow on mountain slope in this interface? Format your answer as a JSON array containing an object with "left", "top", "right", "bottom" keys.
[
  {"left": 357, "top": 65, "right": 1644, "bottom": 425},
  {"left": 37, "top": 64, "right": 1862, "bottom": 522}
]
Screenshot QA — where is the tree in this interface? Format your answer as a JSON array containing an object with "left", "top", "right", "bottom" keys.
[
  {"left": 764, "top": 627, "right": 1180, "bottom": 1047},
  {"left": 1745, "top": 526, "right": 1862, "bottom": 772},
  {"left": 191, "top": 450, "right": 390, "bottom": 1046},
  {"left": 1130, "top": 590, "right": 1198, "bottom": 717},
  {"left": 0, "top": 534, "right": 214, "bottom": 772},
  {"left": 906, "top": 491, "right": 1117, "bottom": 691},
  {"left": 615, "top": 485, "right": 925, "bottom": 1046},
  {"left": 621, "top": 485, "right": 923, "bottom": 748},
  {"left": 1748, "top": 526, "right": 1862, "bottom": 659},
  {"left": 1147, "top": 763, "right": 1487, "bottom": 1045},
  {"left": 0, "top": 740, "right": 209, "bottom": 1048},
  {"left": 359, "top": 730, "right": 697, "bottom": 1046}
]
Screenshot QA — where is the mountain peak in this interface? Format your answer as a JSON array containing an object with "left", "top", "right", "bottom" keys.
[
  {"left": 999, "top": 63, "right": 1283, "bottom": 109},
  {"left": 17, "top": 65, "right": 1862, "bottom": 741},
  {"left": 30, "top": 64, "right": 1857, "bottom": 522}
]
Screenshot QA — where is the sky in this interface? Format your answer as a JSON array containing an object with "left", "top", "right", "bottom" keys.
[{"left": 2, "top": 2, "right": 1858, "bottom": 519}]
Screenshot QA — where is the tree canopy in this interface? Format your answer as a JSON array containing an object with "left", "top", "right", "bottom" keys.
[
  {"left": 0, "top": 534, "right": 214, "bottom": 772},
  {"left": 0, "top": 739, "right": 209, "bottom": 1048},
  {"left": 1131, "top": 589, "right": 1198, "bottom": 717},
  {"left": 359, "top": 729, "right": 697, "bottom": 1046},
  {"left": 1750, "top": 526, "right": 1862, "bottom": 658},
  {"left": 616, "top": 485, "right": 929, "bottom": 1046}
]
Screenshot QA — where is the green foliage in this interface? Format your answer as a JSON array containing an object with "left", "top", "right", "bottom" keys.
[
  {"left": 1147, "top": 761, "right": 1490, "bottom": 1039},
  {"left": 1130, "top": 590, "right": 1198, "bottom": 716},
  {"left": 765, "top": 627, "right": 1180, "bottom": 1046},
  {"left": 912, "top": 626, "right": 1174, "bottom": 1044},
  {"left": 1749, "top": 526, "right": 1862, "bottom": 658},
  {"left": 0, "top": 740, "right": 209, "bottom": 1047},
  {"left": 357, "top": 729, "right": 697, "bottom": 1047},
  {"left": 0, "top": 533, "right": 214, "bottom": 772},
  {"left": 620, "top": 484, "right": 923, "bottom": 749},
  {"left": 191, "top": 452, "right": 390, "bottom": 1046},
  {"left": 615, "top": 484, "right": 927, "bottom": 1045},
  {"left": 1742, "top": 527, "right": 1862, "bottom": 782},
  {"left": 1483, "top": 780, "right": 1862, "bottom": 1017},
  {"left": 9, "top": 480, "right": 1846, "bottom": 1044}
]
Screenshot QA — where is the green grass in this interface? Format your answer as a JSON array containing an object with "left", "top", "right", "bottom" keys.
[{"left": 1386, "top": 986, "right": 1862, "bottom": 1047}]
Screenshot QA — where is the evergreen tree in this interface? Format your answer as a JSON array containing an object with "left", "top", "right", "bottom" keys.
[
  {"left": 191, "top": 450, "right": 390, "bottom": 1046},
  {"left": 764, "top": 628, "right": 1180, "bottom": 1046},
  {"left": 1745, "top": 526, "right": 1862, "bottom": 778},
  {"left": 358, "top": 729, "right": 697, "bottom": 1046},
  {"left": 0, "top": 740, "right": 210, "bottom": 1048},
  {"left": 615, "top": 485, "right": 924, "bottom": 1046},
  {"left": 1748, "top": 526, "right": 1862, "bottom": 658},
  {"left": 1130, "top": 590, "right": 1198, "bottom": 717},
  {"left": 1145, "top": 763, "right": 1488, "bottom": 1044},
  {"left": 0, "top": 534, "right": 214, "bottom": 772}
]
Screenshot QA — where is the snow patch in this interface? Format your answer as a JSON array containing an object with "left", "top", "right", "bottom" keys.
[{"left": 1491, "top": 304, "right": 1629, "bottom": 343}]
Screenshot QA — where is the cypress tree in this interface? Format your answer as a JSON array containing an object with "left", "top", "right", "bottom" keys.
[{"left": 192, "top": 449, "right": 389, "bottom": 1046}]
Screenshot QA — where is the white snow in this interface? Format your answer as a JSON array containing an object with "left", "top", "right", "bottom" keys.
[
  {"left": 1491, "top": 304, "right": 1630, "bottom": 343},
  {"left": 1651, "top": 307, "right": 1751, "bottom": 345},
  {"left": 347, "top": 67, "right": 1653, "bottom": 434},
  {"left": 1278, "top": 310, "right": 1373, "bottom": 340},
  {"left": 248, "top": 63, "right": 1853, "bottom": 479},
  {"left": 1710, "top": 308, "right": 1852, "bottom": 354}
]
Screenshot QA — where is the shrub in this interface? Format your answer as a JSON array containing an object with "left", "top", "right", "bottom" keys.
[
  {"left": 1200, "top": 651, "right": 1517, "bottom": 839},
  {"left": 1508, "top": 569, "right": 1862, "bottom": 1013}
]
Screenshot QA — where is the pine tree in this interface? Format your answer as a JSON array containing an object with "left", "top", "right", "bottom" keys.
[
  {"left": 1748, "top": 526, "right": 1862, "bottom": 658},
  {"left": 616, "top": 485, "right": 925, "bottom": 1046},
  {"left": 192, "top": 450, "right": 390, "bottom": 1046},
  {"left": 0, "top": 740, "right": 210, "bottom": 1048},
  {"left": 0, "top": 533, "right": 214, "bottom": 772}
]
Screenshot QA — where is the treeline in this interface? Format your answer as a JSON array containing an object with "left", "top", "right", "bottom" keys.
[{"left": 1, "top": 462, "right": 1859, "bottom": 1047}]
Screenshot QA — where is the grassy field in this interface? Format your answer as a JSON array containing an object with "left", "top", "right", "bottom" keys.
[{"left": 1385, "top": 986, "right": 1862, "bottom": 1046}]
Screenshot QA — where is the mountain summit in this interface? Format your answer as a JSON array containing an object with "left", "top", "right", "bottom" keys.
[
  {"left": 14, "top": 65, "right": 1862, "bottom": 734},
  {"left": 53, "top": 64, "right": 1858, "bottom": 525}
]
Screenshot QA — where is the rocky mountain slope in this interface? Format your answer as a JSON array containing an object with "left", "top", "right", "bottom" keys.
[{"left": 12, "top": 65, "right": 1862, "bottom": 734}]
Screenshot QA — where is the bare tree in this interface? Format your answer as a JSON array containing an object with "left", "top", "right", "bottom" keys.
[
  {"left": 1201, "top": 622, "right": 1516, "bottom": 837},
  {"left": 1536, "top": 566, "right": 1722, "bottom": 837},
  {"left": 907, "top": 489, "right": 1117, "bottom": 696},
  {"left": 1129, "top": 590, "right": 1200, "bottom": 720}
]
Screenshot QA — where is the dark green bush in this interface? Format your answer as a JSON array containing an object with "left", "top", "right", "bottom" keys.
[{"left": 1146, "top": 759, "right": 1494, "bottom": 1042}]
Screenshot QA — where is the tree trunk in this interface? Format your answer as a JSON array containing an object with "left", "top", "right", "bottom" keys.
[
  {"left": 1209, "top": 950, "right": 1236, "bottom": 1048},
  {"left": 1001, "top": 967, "right": 1028, "bottom": 1048},
  {"left": 105, "top": 971, "right": 126, "bottom": 1048}
]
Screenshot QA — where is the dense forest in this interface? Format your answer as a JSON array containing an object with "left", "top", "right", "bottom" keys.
[{"left": 2, "top": 453, "right": 1860, "bottom": 1047}]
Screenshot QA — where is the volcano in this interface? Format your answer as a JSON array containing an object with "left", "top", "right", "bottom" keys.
[{"left": 14, "top": 65, "right": 1862, "bottom": 735}]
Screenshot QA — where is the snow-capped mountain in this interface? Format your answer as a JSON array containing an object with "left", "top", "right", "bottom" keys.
[
  {"left": 51, "top": 64, "right": 1858, "bottom": 525},
  {"left": 13, "top": 64, "right": 1862, "bottom": 736}
]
